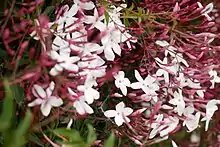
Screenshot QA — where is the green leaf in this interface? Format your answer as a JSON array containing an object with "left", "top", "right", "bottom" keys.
[
  {"left": 0, "top": 80, "right": 14, "bottom": 131},
  {"left": 104, "top": 133, "right": 115, "bottom": 147},
  {"left": 53, "top": 128, "right": 84, "bottom": 143},
  {"left": 104, "top": 12, "right": 110, "bottom": 25},
  {"left": 86, "top": 124, "right": 96, "bottom": 145},
  {"left": 43, "top": 6, "right": 55, "bottom": 15},
  {"left": 13, "top": 110, "right": 32, "bottom": 147},
  {"left": 11, "top": 84, "right": 25, "bottom": 105}
]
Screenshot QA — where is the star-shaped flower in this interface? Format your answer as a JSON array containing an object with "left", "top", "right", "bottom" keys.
[
  {"left": 201, "top": 99, "right": 220, "bottom": 131},
  {"left": 104, "top": 102, "right": 133, "bottom": 126},
  {"left": 114, "top": 71, "right": 131, "bottom": 96},
  {"left": 28, "top": 82, "right": 63, "bottom": 116},
  {"left": 169, "top": 89, "right": 185, "bottom": 116},
  {"left": 131, "top": 70, "right": 159, "bottom": 95},
  {"left": 68, "top": 88, "right": 94, "bottom": 115},
  {"left": 209, "top": 69, "right": 220, "bottom": 89}
]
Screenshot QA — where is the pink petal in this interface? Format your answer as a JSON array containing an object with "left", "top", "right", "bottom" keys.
[{"left": 28, "top": 98, "right": 43, "bottom": 107}]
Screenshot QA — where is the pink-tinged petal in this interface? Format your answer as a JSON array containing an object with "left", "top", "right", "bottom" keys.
[
  {"left": 145, "top": 75, "right": 156, "bottom": 84},
  {"left": 114, "top": 115, "right": 124, "bottom": 126},
  {"left": 124, "top": 116, "right": 131, "bottom": 123},
  {"left": 84, "top": 89, "right": 94, "bottom": 104},
  {"left": 40, "top": 102, "right": 52, "bottom": 117},
  {"left": 67, "top": 4, "right": 79, "bottom": 17},
  {"left": 48, "top": 96, "right": 63, "bottom": 107},
  {"left": 116, "top": 102, "right": 125, "bottom": 113},
  {"left": 104, "top": 45, "right": 115, "bottom": 61},
  {"left": 130, "top": 82, "right": 141, "bottom": 89},
  {"left": 112, "top": 42, "right": 121, "bottom": 56},
  {"left": 68, "top": 56, "right": 80, "bottom": 63},
  {"left": 46, "top": 89, "right": 52, "bottom": 97},
  {"left": 73, "top": 101, "right": 85, "bottom": 115},
  {"left": 94, "top": 21, "right": 106, "bottom": 31},
  {"left": 50, "top": 67, "right": 62, "bottom": 76},
  {"left": 81, "top": 101, "right": 94, "bottom": 114},
  {"left": 28, "top": 98, "right": 43, "bottom": 107},
  {"left": 120, "top": 86, "right": 127, "bottom": 96},
  {"left": 33, "top": 84, "right": 46, "bottom": 98},
  {"left": 104, "top": 110, "right": 117, "bottom": 118},
  {"left": 123, "top": 107, "right": 133, "bottom": 116},
  {"left": 62, "top": 63, "right": 79, "bottom": 72},
  {"left": 80, "top": 1, "right": 95, "bottom": 10},
  {"left": 68, "top": 88, "right": 78, "bottom": 96},
  {"left": 134, "top": 70, "right": 144, "bottom": 82},
  {"left": 49, "top": 50, "right": 60, "bottom": 60},
  {"left": 84, "top": 15, "right": 96, "bottom": 24}
]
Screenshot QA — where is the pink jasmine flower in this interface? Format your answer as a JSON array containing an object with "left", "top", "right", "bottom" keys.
[
  {"left": 183, "top": 105, "right": 201, "bottom": 132},
  {"left": 83, "top": 8, "right": 105, "bottom": 31},
  {"left": 131, "top": 70, "right": 159, "bottom": 95},
  {"left": 68, "top": 88, "right": 94, "bottom": 115},
  {"left": 104, "top": 102, "right": 133, "bottom": 126},
  {"left": 159, "top": 116, "right": 179, "bottom": 137},
  {"left": 169, "top": 89, "right": 185, "bottom": 116},
  {"left": 209, "top": 69, "right": 220, "bottom": 89},
  {"left": 28, "top": 82, "right": 63, "bottom": 116},
  {"left": 49, "top": 50, "right": 80, "bottom": 76},
  {"left": 77, "top": 85, "right": 100, "bottom": 104},
  {"left": 197, "top": 2, "right": 214, "bottom": 21},
  {"left": 114, "top": 71, "right": 131, "bottom": 96},
  {"left": 201, "top": 99, "right": 220, "bottom": 131}
]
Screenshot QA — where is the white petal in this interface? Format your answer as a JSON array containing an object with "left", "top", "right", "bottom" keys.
[
  {"left": 130, "top": 82, "right": 142, "bottom": 89},
  {"left": 68, "top": 4, "right": 79, "bottom": 16},
  {"left": 104, "top": 45, "right": 115, "bottom": 61},
  {"left": 41, "top": 102, "right": 52, "bottom": 116},
  {"left": 114, "top": 115, "right": 124, "bottom": 126},
  {"left": 171, "top": 140, "right": 178, "bottom": 147},
  {"left": 28, "top": 98, "right": 43, "bottom": 107},
  {"left": 73, "top": 101, "right": 85, "bottom": 115},
  {"left": 80, "top": 1, "right": 95, "bottom": 10},
  {"left": 155, "top": 40, "right": 169, "bottom": 47},
  {"left": 120, "top": 85, "right": 127, "bottom": 96},
  {"left": 123, "top": 107, "right": 133, "bottom": 116},
  {"left": 104, "top": 110, "right": 117, "bottom": 118},
  {"left": 116, "top": 102, "right": 125, "bottom": 113},
  {"left": 48, "top": 96, "right": 63, "bottom": 107},
  {"left": 112, "top": 42, "right": 121, "bottom": 56},
  {"left": 81, "top": 101, "right": 94, "bottom": 114},
  {"left": 134, "top": 70, "right": 144, "bottom": 82},
  {"left": 33, "top": 84, "right": 46, "bottom": 98}
]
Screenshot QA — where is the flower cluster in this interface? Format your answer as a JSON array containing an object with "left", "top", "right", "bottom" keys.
[{"left": 3, "top": 0, "right": 220, "bottom": 146}]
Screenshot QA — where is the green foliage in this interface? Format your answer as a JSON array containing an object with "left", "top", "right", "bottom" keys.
[
  {"left": 0, "top": 80, "right": 33, "bottom": 147},
  {"left": 104, "top": 133, "right": 115, "bottom": 147}
]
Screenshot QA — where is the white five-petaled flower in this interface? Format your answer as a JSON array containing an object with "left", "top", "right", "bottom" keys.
[
  {"left": 49, "top": 50, "right": 80, "bottom": 76},
  {"left": 83, "top": 8, "right": 105, "bottom": 31},
  {"left": 183, "top": 105, "right": 201, "bottom": 132},
  {"left": 114, "top": 71, "right": 131, "bottom": 96},
  {"left": 169, "top": 89, "right": 185, "bottom": 116},
  {"left": 131, "top": 70, "right": 159, "bottom": 95},
  {"left": 104, "top": 102, "right": 133, "bottom": 126},
  {"left": 197, "top": 2, "right": 214, "bottom": 21},
  {"left": 28, "top": 82, "right": 63, "bottom": 116},
  {"left": 68, "top": 88, "right": 94, "bottom": 115},
  {"left": 101, "top": 25, "right": 124, "bottom": 61},
  {"left": 201, "top": 99, "right": 220, "bottom": 131},
  {"left": 77, "top": 84, "right": 100, "bottom": 104},
  {"left": 209, "top": 69, "right": 220, "bottom": 89}
]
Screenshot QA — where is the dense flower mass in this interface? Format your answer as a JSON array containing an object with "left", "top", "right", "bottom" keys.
[{"left": 2, "top": 0, "right": 220, "bottom": 146}]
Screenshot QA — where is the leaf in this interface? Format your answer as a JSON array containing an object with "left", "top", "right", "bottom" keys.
[
  {"left": 13, "top": 110, "right": 32, "bottom": 147},
  {"left": 104, "top": 133, "right": 115, "bottom": 147},
  {"left": 28, "top": 133, "right": 45, "bottom": 146},
  {"left": 104, "top": 12, "right": 110, "bottom": 25},
  {"left": 43, "top": 6, "right": 55, "bottom": 15},
  {"left": 87, "top": 124, "right": 96, "bottom": 145},
  {"left": 53, "top": 128, "right": 84, "bottom": 143},
  {"left": 11, "top": 84, "right": 25, "bottom": 105},
  {"left": 0, "top": 80, "right": 14, "bottom": 131}
]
